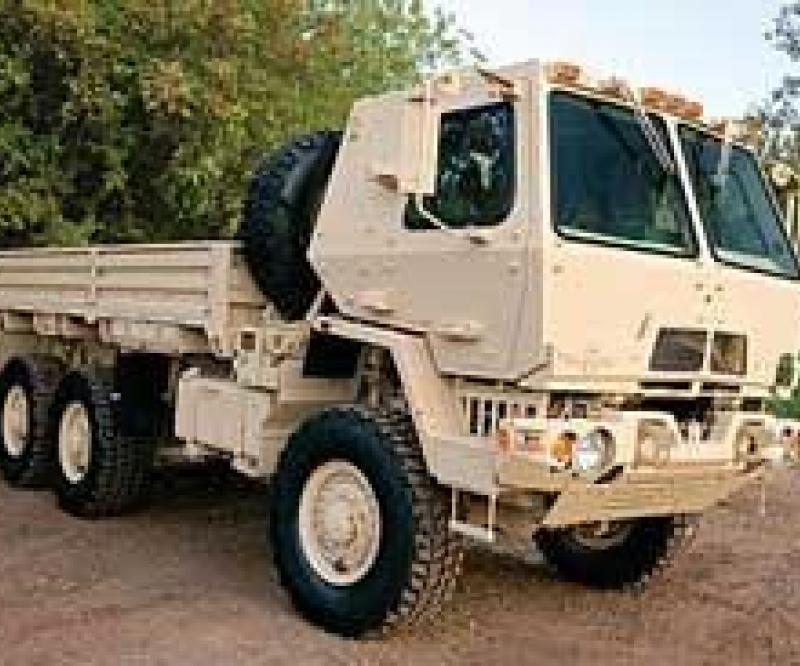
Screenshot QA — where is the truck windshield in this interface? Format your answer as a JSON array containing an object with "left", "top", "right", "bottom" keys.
[
  {"left": 550, "top": 92, "right": 696, "bottom": 256},
  {"left": 679, "top": 126, "right": 799, "bottom": 278}
]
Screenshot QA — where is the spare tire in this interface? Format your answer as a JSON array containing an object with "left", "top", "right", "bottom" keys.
[{"left": 239, "top": 131, "right": 342, "bottom": 320}]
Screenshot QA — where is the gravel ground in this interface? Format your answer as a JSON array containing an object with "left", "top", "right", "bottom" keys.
[{"left": 1, "top": 465, "right": 799, "bottom": 666}]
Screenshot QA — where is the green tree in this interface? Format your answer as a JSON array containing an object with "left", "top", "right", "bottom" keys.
[
  {"left": 762, "top": 2, "right": 800, "bottom": 161},
  {"left": 761, "top": 4, "right": 800, "bottom": 417},
  {"left": 0, "top": 0, "right": 476, "bottom": 245}
]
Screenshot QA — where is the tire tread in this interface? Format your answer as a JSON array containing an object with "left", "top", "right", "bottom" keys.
[
  {"left": 55, "top": 370, "right": 153, "bottom": 519},
  {"left": 0, "top": 355, "right": 62, "bottom": 487},
  {"left": 271, "top": 404, "right": 463, "bottom": 637},
  {"left": 536, "top": 514, "right": 697, "bottom": 590},
  {"left": 239, "top": 131, "right": 341, "bottom": 319}
]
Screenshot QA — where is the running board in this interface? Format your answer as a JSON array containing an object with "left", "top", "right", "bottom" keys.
[{"left": 449, "top": 489, "right": 496, "bottom": 543}]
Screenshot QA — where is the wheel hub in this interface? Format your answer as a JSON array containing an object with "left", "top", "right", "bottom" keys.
[
  {"left": 58, "top": 401, "right": 91, "bottom": 484},
  {"left": 570, "top": 521, "right": 634, "bottom": 550},
  {"left": 298, "top": 460, "right": 381, "bottom": 585},
  {"left": 2, "top": 385, "right": 29, "bottom": 458}
]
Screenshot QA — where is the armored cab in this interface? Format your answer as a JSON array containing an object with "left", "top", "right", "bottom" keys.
[{"left": 313, "top": 60, "right": 799, "bottom": 398}]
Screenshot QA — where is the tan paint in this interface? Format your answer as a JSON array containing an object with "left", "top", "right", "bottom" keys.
[
  {"left": 313, "top": 62, "right": 800, "bottom": 399},
  {"left": 0, "top": 242, "right": 265, "bottom": 357},
  {"left": 0, "top": 61, "right": 796, "bottom": 534}
]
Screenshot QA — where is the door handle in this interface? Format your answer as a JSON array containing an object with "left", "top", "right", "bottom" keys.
[
  {"left": 434, "top": 322, "right": 484, "bottom": 342},
  {"left": 355, "top": 290, "right": 395, "bottom": 315}
]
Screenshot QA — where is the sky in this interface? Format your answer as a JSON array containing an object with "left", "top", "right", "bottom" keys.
[{"left": 435, "top": 0, "right": 790, "bottom": 118}]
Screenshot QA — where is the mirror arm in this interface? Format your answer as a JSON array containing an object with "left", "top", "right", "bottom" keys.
[
  {"left": 413, "top": 193, "right": 451, "bottom": 233},
  {"left": 412, "top": 194, "right": 490, "bottom": 246}
]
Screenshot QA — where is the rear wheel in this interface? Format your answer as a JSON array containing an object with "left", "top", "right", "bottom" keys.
[
  {"left": 53, "top": 370, "right": 153, "bottom": 518},
  {"left": 271, "top": 406, "right": 463, "bottom": 637},
  {"left": 0, "top": 356, "right": 61, "bottom": 487},
  {"left": 535, "top": 515, "right": 695, "bottom": 588}
]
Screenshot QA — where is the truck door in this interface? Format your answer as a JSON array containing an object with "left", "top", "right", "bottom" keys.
[
  {"left": 310, "top": 75, "right": 535, "bottom": 381},
  {"left": 390, "top": 90, "right": 533, "bottom": 380}
]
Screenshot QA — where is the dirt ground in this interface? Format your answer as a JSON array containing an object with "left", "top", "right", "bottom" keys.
[{"left": 2, "top": 466, "right": 800, "bottom": 666}]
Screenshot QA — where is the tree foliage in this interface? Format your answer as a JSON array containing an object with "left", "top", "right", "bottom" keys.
[
  {"left": 762, "top": 2, "right": 800, "bottom": 161},
  {"left": 0, "top": 0, "right": 475, "bottom": 245},
  {"left": 761, "top": 4, "right": 800, "bottom": 418}
]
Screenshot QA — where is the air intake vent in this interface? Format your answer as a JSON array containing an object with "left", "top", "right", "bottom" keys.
[
  {"left": 710, "top": 333, "right": 747, "bottom": 376},
  {"left": 649, "top": 329, "right": 707, "bottom": 372},
  {"left": 461, "top": 394, "right": 540, "bottom": 437}
]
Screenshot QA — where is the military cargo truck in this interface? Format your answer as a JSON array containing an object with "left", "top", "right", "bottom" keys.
[{"left": 1, "top": 61, "right": 798, "bottom": 637}]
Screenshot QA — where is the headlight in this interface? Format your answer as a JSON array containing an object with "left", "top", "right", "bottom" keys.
[{"left": 572, "top": 428, "right": 614, "bottom": 473}]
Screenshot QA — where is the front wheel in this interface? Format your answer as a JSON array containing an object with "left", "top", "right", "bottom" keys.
[
  {"left": 271, "top": 406, "right": 463, "bottom": 637},
  {"left": 535, "top": 515, "right": 696, "bottom": 589}
]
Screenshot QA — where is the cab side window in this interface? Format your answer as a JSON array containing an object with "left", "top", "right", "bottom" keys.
[{"left": 405, "top": 102, "right": 515, "bottom": 230}]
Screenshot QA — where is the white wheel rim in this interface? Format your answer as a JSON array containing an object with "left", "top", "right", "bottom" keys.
[
  {"left": 571, "top": 521, "right": 634, "bottom": 550},
  {"left": 298, "top": 460, "right": 382, "bottom": 586},
  {"left": 2, "top": 385, "right": 29, "bottom": 458},
  {"left": 58, "top": 401, "right": 92, "bottom": 484}
]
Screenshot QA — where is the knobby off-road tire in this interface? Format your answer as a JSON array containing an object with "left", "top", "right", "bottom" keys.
[
  {"left": 535, "top": 514, "right": 697, "bottom": 589},
  {"left": 271, "top": 406, "right": 464, "bottom": 637},
  {"left": 239, "top": 131, "right": 342, "bottom": 320},
  {"left": 0, "top": 356, "right": 62, "bottom": 488},
  {"left": 53, "top": 370, "right": 154, "bottom": 519}
]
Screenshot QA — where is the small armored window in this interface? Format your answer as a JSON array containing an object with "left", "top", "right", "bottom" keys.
[{"left": 405, "top": 102, "right": 516, "bottom": 230}]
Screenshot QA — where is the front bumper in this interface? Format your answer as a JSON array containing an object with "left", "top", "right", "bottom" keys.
[
  {"left": 535, "top": 465, "right": 760, "bottom": 527},
  {"left": 435, "top": 410, "right": 775, "bottom": 532},
  {"left": 494, "top": 410, "right": 774, "bottom": 527}
]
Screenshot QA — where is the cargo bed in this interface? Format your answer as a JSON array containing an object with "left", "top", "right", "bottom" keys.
[{"left": 0, "top": 242, "right": 267, "bottom": 357}]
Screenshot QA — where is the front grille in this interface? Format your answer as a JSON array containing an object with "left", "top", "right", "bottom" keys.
[
  {"left": 700, "top": 382, "right": 741, "bottom": 394},
  {"left": 650, "top": 329, "right": 707, "bottom": 372},
  {"left": 639, "top": 380, "right": 693, "bottom": 391},
  {"left": 460, "top": 393, "right": 540, "bottom": 436}
]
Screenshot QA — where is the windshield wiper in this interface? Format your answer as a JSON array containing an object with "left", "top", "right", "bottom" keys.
[
  {"left": 714, "top": 124, "right": 734, "bottom": 188},
  {"left": 596, "top": 108, "right": 665, "bottom": 185},
  {"left": 617, "top": 87, "right": 676, "bottom": 174},
  {"left": 633, "top": 104, "right": 676, "bottom": 175}
]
